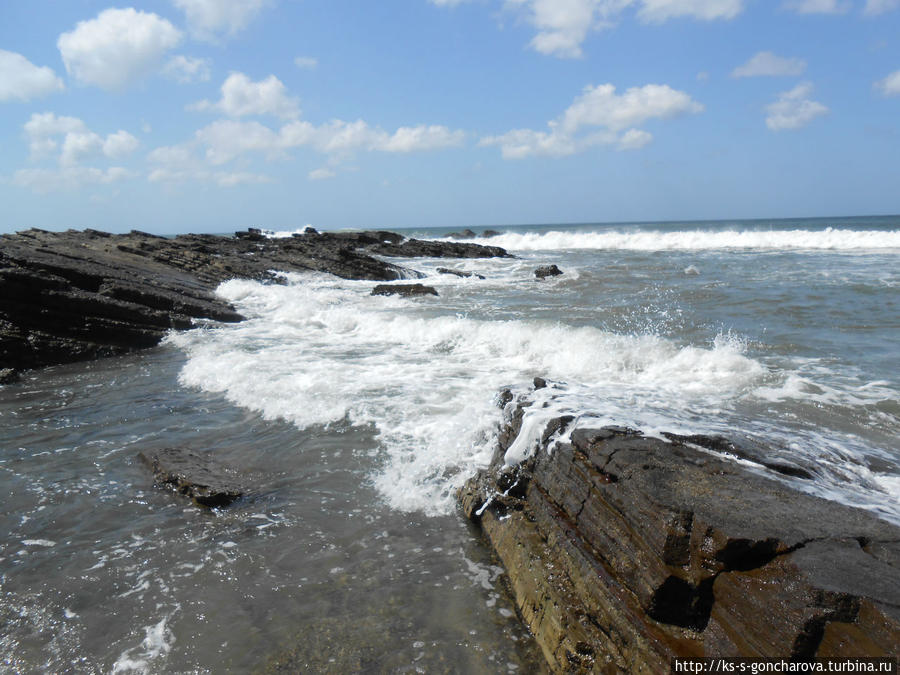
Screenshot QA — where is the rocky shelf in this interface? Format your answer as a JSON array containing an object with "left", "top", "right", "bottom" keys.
[
  {"left": 459, "top": 385, "right": 900, "bottom": 672},
  {"left": 0, "top": 227, "right": 509, "bottom": 373}
]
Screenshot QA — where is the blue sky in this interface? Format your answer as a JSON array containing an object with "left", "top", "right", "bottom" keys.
[{"left": 1, "top": 0, "right": 899, "bottom": 234}]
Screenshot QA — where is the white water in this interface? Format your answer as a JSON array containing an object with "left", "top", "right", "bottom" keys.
[
  {"left": 459, "top": 227, "right": 900, "bottom": 251},
  {"left": 165, "top": 272, "right": 841, "bottom": 517}
]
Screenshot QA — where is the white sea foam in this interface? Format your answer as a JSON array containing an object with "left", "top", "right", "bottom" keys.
[
  {"left": 167, "top": 275, "right": 772, "bottom": 515},
  {"left": 456, "top": 228, "right": 900, "bottom": 252}
]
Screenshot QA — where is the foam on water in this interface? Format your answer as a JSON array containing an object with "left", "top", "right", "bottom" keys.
[
  {"left": 456, "top": 228, "right": 900, "bottom": 251},
  {"left": 167, "top": 274, "right": 793, "bottom": 515}
]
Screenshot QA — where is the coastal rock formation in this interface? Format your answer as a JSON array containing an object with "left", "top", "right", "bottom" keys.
[
  {"left": 436, "top": 267, "right": 486, "bottom": 280},
  {"left": 534, "top": 264, "right": 563, "bottom": 279},
  {"left": 371, "top": 283, "right": 439, "bottom": 298},
  {"left": 138, "top": 448, "right": 246, "bottom": 508},
  {"left": 0, "top": 227, "right": 507, "bottom": 372},
  {"left": 459, "top": 391, "right": 900, "bottom": 672}
]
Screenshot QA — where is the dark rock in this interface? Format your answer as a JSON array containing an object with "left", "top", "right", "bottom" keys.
[
  {"left": 1, "top": 227, "right": 507, "bottom": 372},
  {"left": 447, "top": 228, "right": 478, "bottom": 239},
  {"left": 138, "top": 448, "right": 245, "bottom": 508},
  {"left": 482, "top": 229, "right": 501, "bottom": 238},
  {"left": 0, "top": 368, "right": 20, "bottom": 384},
  {"left": 303, "top": 226, "right": 319, "bottom": 235},
  {"left": 459, "top": 397, "right": 900, "bottom": 672},
  {"left": 533, "top": 377, "right": 547, "bottom": 390},
  {"left": 371, "top": 283, "right": 439, "bottom": 298},
  {"left": 436, "top": 267, "right": 485, "bottom": 280},
  {"left": 534, "top": 264, "right": 563, "bottom": 280}
]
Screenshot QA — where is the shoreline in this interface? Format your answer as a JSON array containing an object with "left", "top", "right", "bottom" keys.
[{"left": 2, "top": 227, "right": 898, "bottom": 671}]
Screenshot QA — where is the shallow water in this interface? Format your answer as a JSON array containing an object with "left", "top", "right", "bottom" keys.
[
  {"left": 0, "top": 349, "right": 543, "bottom": 673},
  {"left": 1, "top": 216, "right": 899, "bottom": 672}
]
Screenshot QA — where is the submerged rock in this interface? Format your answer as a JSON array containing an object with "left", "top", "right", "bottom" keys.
[
  {"left": 459, "top": 395, "right": 900, "bottom": 672},
  {"left": 371, "top": 283, "right": 439, "bottom": 298},
  {"left": 482, "top": 229, "right": 502, "bottom": 238},
  {"left": 0, "top": 368, "right": 19, "bottom": 384},
  {"left": 436, "top": 267, "right": 486, "bottom": 280},
  {"left": 534, "top": 264, "right": 563, "bottom": 280},
  {"left": 447, "top": 228, "right": 478, "bottom": 239},
  {"left": 138, "top": 448, "right": 246, "bottom": 508}
]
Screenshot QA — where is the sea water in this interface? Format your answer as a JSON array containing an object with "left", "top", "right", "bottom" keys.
[{"left": 1, "top": 216, "right": 898, "bottom": 671}]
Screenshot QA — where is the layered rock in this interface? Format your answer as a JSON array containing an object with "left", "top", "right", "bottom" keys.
[
  {"left": 459, "top": 390, "right": 900, "bottom": 672},
  {"left": 0, "top": 227, "right": 509, "bottom": 372},
  {"left": 139, "top": 448, "right": 246, "bottom": 508}
]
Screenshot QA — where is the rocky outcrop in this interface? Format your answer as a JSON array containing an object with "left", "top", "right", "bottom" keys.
[
  {"left": 138, "top": 448, "right": 247, "bottom": 508},
  {"left": 371, "top": 283, "right": 439, "bottom": 298},
  {"left": 459, "top": 390, "right": 900, "bottom": 672},
  {"left": 436, "top": 267, "right": 486, "bottom": 280},
  {"left": 1, "top": 227, "right": 508, "bottom": 372},
  {"left": 534, "top": 264, "right": 563, "bottom": 280}
]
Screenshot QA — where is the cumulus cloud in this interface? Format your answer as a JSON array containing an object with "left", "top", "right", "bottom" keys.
[
  {"left": 172, "top": 0, "right": 269, "bottom": 40},
  {"left": 782, "top": 0, "right": 850, "bottom": 14},
  {"left": 24, "top": 112, "right": 140, "bottom": 165},
  {"left": 864, "top": 0, "right": 900, "bottom": 14},
  {"left": 731, "top": 51, "right": 806, "bottom": 78},
  {"left": 765, "top": 82, "right": 828, "bottom": 130},
  {"left": 875, "top": 70, "right": 900, "bottom": 96},
  {"left": 57, "top": 8, "right": 182, "bottom": 90},
  {"left": 637, "top": 0, "right": 744, "bottom": 22},
  {"left": 148, "top": 115, "right": 465, "bottom": 183},
  {"left": 503, "top": 0, "right": 745, "bottom": 58},
  {"left": 480, "top": 82, "right": 702, "bottom": 158},
  {"left": 13, "top": 166, "right": 134, "bottom": 193},
  {"left": 0, "top": 50, "right": 65, "bottom": 102},
  {"left": 162, "top": 55, "right": 212, "bottom": 83},
  {"left": 190, "top": 72, "right": 301, "bottom": 119}
]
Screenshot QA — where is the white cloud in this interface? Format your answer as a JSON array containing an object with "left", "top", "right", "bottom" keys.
[
  {"left": 147, "top": 143, "right": 272, "bottom": 186},
  {"left": 637, "top": 0, "right": 744, "bottom": 22},
  {"left": 57, "top": 8, "right": 182, "bottom": 90},
  {"left": 617, "top": 128, "right": 653, "bottom": 149},
  {"left": 782, "top": 0, "right": 850, "bottom": 14},
  {"left": 731, "top": 51, "right": 806, "bottom": 78},
  {"left": 875, "top": 70, "right": 900, "bottom": 96},
  {"left": 24, "top": 112, "right": 140, "bottom": 165},
  {"left": 195, "top": 119, "right": 283, "bottom": 164},
  {"left": 380, "top": 125, "right": 467, "bottom": 152},
  {"left": 13, "top": 166, "right": 134, "bottom": 193},
  {"left": 864, "top": 0, "right": 900, "bottom": 14},
  {"left": 163, "top": 55, "right": 212, "bottom": 84},
  {"left": 0, "top": 50, "right": 65, "bottom": 102},
  {"left": 172, "top": 0, "right": 269, "bottom": 40},
  {"left": 294, "top": 56, "right": 319, "bottom": 70},
  {"left": 190, "top": 72, "right": 300, "bottom": 119},
  {"left": 765, "top": 82, "right": 828, "bottom": 130},
  {"left": 480, "top": 82, "right": 702, "bottom": 158},
  {"left": 504, "top": 0, "right": 744, "bottom": 58},
  {"left": 429, "top": 0, "right": 474, "bottom": 5},
  {"left": 308, "top": 167, "right": 337, "bottom": 180}
]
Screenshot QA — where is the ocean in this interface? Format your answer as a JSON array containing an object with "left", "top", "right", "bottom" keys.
[{"left": 1, "top": 216, "right": 898, "bottom": 672}]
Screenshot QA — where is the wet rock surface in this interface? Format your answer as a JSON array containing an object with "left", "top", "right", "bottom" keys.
[
  {"left": 534, "top": 264, "right": 563, "bottom": 279},
  {"left": 1, "top": 227, "right": 506, "bottom": 372},
  {"left": 138, "top": 448, "right": 247, "bottom": 508},
  {"left": 371, "top": 283, "right": 439, "bottom": 297},
  {"left": 436, "top": 267, "right": 486, "bottom": 279},
  {"left": 459, "top": 393, "right": 900, "bottom": 672}
]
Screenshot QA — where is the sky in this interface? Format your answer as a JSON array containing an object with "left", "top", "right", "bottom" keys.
[{"left": 1, "top": 0, "right": 899, "bottom": 234}]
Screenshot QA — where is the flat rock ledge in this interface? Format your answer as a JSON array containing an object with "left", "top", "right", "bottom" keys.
[
  {"left": 0, "top": 227, "right": 508, "bottom": 372},
  {"left": 138, "top": 448, "right": 246, "bottom": 508},
  {"left": 459, "top": 393, "right": 900, "bottom": 673}
]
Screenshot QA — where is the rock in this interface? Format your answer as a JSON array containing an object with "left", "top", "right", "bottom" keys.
[
  {"left": 534, "top": 264, "right": 563, "bottom": 280},
  {"left": 532, "top": 376, "right": 547, "bottom": 390},
  {"left": 436, "top": 267, "right": 486, "bottom": 280},
  {"left": 459, "top": 396, "right": 900, "bottom": 672},
  {"left": 447, "top": 228, "right": 478, "bottom": 239},
  {"left": 0, "top": 368, "right": 20, "bottom": 384},
  {"left": 482, "top": 229, "right": 501, "bottom": 238},
  {"left": 371, "top": 283, "right": 439, "bottom": 298},
  {"left": 139, "top": 448, "right": 246, "bottom": 508},
  {"left": 303, "top": 226, "right": 320, "bottom": 235},
  {"left": 1, "top": 227, "right": 508, "bottom": 372}
]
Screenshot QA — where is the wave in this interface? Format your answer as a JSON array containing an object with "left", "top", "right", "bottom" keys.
[
  {"left": 166, "top": 276, "right": 768, "bottom": 515},
  {"left": 456, "top": 228, "right": 900, "bottom": 252}
]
